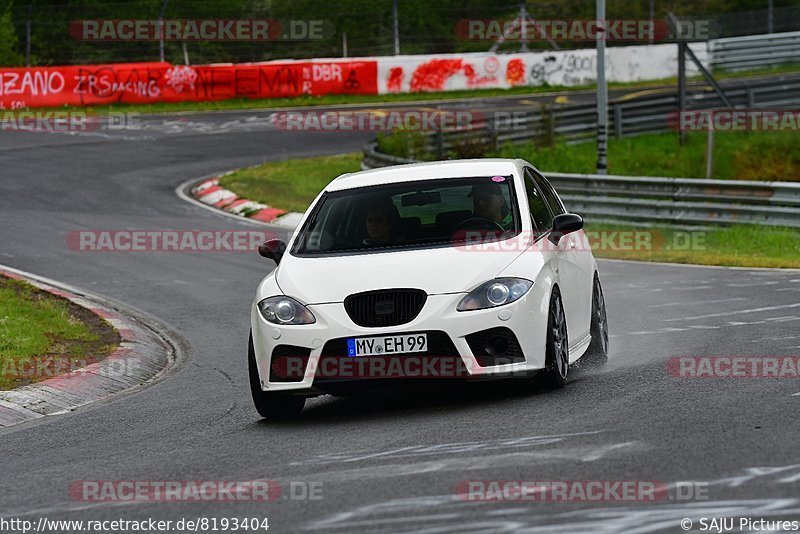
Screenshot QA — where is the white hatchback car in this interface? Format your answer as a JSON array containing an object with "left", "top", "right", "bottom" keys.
[{"left": 249, "top": 159, "right": 608, "bottom": 419}]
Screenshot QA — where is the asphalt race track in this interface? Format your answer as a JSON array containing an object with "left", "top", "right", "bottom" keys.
[{"left": 2, "top": 92, "right": 800, "bottom": 532}]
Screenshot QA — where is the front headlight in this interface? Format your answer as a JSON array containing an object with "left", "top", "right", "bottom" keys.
[
  {"left": 257, "top": 296, "right": 316, "bottom": 325},
  {"left": 457, "top": 278, "right": 533, "bottom": 311}
]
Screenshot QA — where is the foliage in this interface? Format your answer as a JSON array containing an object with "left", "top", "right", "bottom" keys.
[
  {"left": 0, "top": 3, "right": 23, "bottom": 66},
  {"left": 376, "top": 129, "right": 431, "bottom": 160}
]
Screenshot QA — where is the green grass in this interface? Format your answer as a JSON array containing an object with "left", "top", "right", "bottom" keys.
[
  {"left": 493, "top": 131, "right": 800, "bottom": 180},
  {"left": 586, "top": 222, "right": 800, "bottom": 268},
  {"left": 219, "top": 153, "right": 362, "bottom": 213},
  {"left": 21, "top": 64, "right": 800, "bottom": 115},
  {"left": 220, "top": 152, "right": 800, "bottom": 269},
  {"left": 0, "top": 276, "right": 118, "bottom": 390}
]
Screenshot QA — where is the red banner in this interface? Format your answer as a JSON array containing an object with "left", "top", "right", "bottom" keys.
[{"left": 0, "top": 60, "right": 377, "bottom": 109}]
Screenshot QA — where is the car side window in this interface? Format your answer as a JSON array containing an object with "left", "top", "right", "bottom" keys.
[
  {"left": 531, "top": 170, "right": 566, "bottom": 218},
  {"left": 523, "top": 169, "right": 553, "bottom": 236}
]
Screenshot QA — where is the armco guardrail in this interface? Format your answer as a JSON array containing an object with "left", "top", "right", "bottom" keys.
[
  {"left": 709, "top": 31, "right": 800, "bottom": 71},
  {"left": 361, "top": 142, "right": 800, "bottom": 228},
  {"left": 547, "top": 173, "right": 800, "bottom": 227}
]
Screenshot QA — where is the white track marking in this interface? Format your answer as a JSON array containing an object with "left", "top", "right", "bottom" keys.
[
  {"left": 304, "top": 442, "right": 640, "bottom": 484},
  {"left": 290, "top": 431, "right": 604, "bottom": 466},
  {"left": 750, "top": 335, "right": 800, "bottom": 342},
  {"left": 664, "top": 303, "right": 800, "bottom": 322},
  {"left": 648, "top": 297, "right": 746, "bottom": 308}
]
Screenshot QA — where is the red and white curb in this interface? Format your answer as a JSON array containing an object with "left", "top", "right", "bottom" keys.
[
  {"left": 0, "top": 266, "right": 177, "bottom": 428},
  {"left": 190, "top": 173, "right": 304, "bottom": 230}
]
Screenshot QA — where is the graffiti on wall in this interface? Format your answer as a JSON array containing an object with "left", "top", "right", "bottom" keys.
[
  {"left": 0, "top": 60, "right": 377, "bottom": 109},
  {"left": 376, "top": 43, "right": 707, "bottom": 94}
]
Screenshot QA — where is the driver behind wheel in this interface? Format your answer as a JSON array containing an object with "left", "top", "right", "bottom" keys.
[
  {"left": 363, "top": 197, "right": 401, "bottom": 246},
  {"left": 468, "top": 183, "right": 512, "bottom": 230}
]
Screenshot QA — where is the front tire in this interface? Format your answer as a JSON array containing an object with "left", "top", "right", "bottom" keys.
[
  {"left": 248, "top": 331, "right": 305, "bottom": 420},
  {"left": 542, "top": 288, "right": 569, "bottom": 388},
  {"left": 584, "top": 274, "right": 609, "bottom": 366}
]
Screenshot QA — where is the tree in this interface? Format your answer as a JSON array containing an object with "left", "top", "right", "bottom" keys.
[{"left": 0, "top": 3, "right": 24, "bottom": 66}]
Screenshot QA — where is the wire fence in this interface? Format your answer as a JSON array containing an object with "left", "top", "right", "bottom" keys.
[
  {"left": 713, "top": 4, "right": 800, "bottom": 37},
  {"left": 4, "top": 1, "right": 800, "bottom": 66}
]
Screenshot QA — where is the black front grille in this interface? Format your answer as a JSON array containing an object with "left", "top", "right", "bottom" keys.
[
  {"left": 344, "top": 289, "right": 427, "bottom": 327},
  {"left": 466, "top": 327, "right": 525, "bottom": 367}
]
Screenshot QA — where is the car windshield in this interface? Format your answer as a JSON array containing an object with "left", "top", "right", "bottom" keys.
[{"left": 292, "top": 175, "right": 520, "bottom": 255}]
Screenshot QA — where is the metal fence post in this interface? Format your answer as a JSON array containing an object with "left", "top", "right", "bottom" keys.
[
  {"left": 595, "top": 0, "right": 608, "bottom": 174},
  {"left": 393, "top": 0, "right": 400, "bottom": 55},
  {"left": 677, "top": 40, "right": 687, "bottom": 145},
  {"left": 613, "top": 104, "right": 623, "bottom": 139},
  {"left": 486, "top": 119, "right": 496, "bottom": 154},
  {"left": 25, "top": 4, "right": 31, "bottom": 67},
  {"left": 158, "top": 0, "right": 169, "bottom": 62},
  {"left": 768, "top": 0, "right": 774, "bottom": 34},
  {"left": 706, "top": 113, "right": 714, "bottom": 179}
]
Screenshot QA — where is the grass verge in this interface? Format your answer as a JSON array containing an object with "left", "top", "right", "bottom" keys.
[
  {"left": 0, "top": 276, "right": 120, "bottom": 390},
  {"left": 218, "top": 153, "right": 362, "bottom": 213},
  {"left": 219, "top": 153, "right": 800, "bottom": 269},
  {"left": 586, "top": 222, "right": 800, "bottom": 269},
  {"left": 492, "top": 131, "right": 800, "bottom": 180}
]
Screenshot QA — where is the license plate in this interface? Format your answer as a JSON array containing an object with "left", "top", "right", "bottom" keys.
[{"left": 347, "top": 333, "right": 428, "bottom": 357}]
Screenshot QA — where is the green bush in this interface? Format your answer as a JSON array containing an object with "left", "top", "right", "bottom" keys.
[
  {"left": 0, "top": 4, "right": 23, "bottom": 67},
  {"left": 450, "top": 135, "right": 492, "bottom": 159},
  {"left": 376, "top": 129, "right": 431, "bottom": 161}
]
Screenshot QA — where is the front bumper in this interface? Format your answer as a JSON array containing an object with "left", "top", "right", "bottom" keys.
[{"left": 250, "top": 291, "right": 549, "bottom": 392}]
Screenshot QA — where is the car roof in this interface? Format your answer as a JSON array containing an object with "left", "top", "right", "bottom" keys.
[{"left": 326, "top": 158, "right": 523, "bottom": 192}]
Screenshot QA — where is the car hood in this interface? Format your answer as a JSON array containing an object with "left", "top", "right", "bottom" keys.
[{"left": 276, "top": 240, "right": 527, "bottom": 304}]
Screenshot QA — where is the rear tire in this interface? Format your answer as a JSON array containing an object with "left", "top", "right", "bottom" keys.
[
  {"left": 248, "top": 331, "right": 305, "bottom": 420},
  {"left": 541, "top": 288, "right": 569, "bottom": 388},
  {"left": 584, "top": 274, "right": 609, "bottom": 367}
]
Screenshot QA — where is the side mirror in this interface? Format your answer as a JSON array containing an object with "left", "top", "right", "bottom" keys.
[
  {"left": 549, "top": 213, "right": 583, "bottom": 244},
  {"left": 258, "top": 239, "right": 287, "bottom": 264}
]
